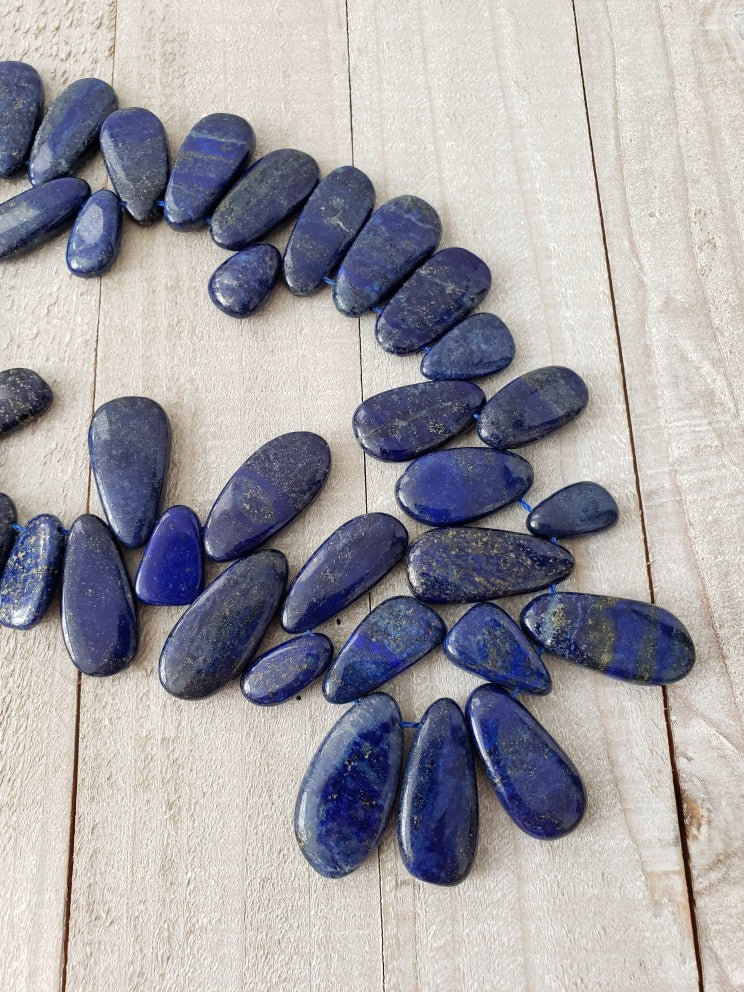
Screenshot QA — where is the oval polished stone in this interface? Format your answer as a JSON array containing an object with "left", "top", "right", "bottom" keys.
[
  {"left": 520, "top": 592, "right": 695, "bottom": 685},
  {"left": 407, "top": 527, "right": 574, "bottom": 604},
  {"left": 398, "top": 698, "right": 478, "bottom": 886},
  {"left": 281, "top": 512, "right": 408, "bottom": 633},
  {"left": 28, "top": 77, "right": 118, "bottom": 185},
  {"left": 0, "top": 493, "right": 16, "bottom": 572},
  {"left": 420, "top": 312, "right": 515, "bottom": 381},
  {"left": 159, "top": 550, "right": 287, "bottom": 700},
  {"left": 395, "top": 447, "right": 533, "bottom": 526},
  {"left": 527, "top": 481, "right": 619, "bottom": 538},
  {"left": 0, "top": 368, "right": 53, "bottom": 436},
  {"left": 467, "top": 684, "right": 585, "bottom": 839},
  {"left": 295, "top": 693, "right": 403, "bottom": 878},
  {"left": 164, "top": 112, "right": 255, "bottom": 230},
  {"left": 100, "top": 107, "right": 169, "bottom": 225},
  {"left": 134, "top": 505, "right": 203, "bottom": 606},
  {"left": 478, "top": 366, "right": 589, "bottom": 450},
  {"left": 323, "top": 595, "right": 445, "bottom": 704},
  {"left": 89, "top": 396, "right": 171, "bottom": 549},
  {"left": 208, "top": 243, "right": 280, "bottom": 317},
  {"left": 375, "top": 247, "right": 491, "bottom": 355},
  {"left": 61, "top": 514, "right": 138, "bottom": 676},
  {"left": 211, "top": 148, "right": 320, "bottom": 250},
  {"left": 444, "top": 602, "right": 551, "bottom": 694},
  {"left": 0, "top": 61, "right": 43, "bottom": 177},
  {"left": 333, "top": 195, "right": 442, "bottom": 316},
  {"left": 241, "top": 632, "right": 334, "bottom": 706},
  {"left": 284, "top": 165, "right": 375, "bottom": 295},
  {"left": 0, "top": 514, "right": 65, "bottom": 629},
  {"left": 66, "top": 188, "right": 122, "bottom": 277},
  {"left": 204, "top": 432, "right": 331, "bottom": 562},
  {"left": 0, "top": 177, "right": 90, "bottom": 260},
  {"left": 353, "top": 380, "right": 484, "bottom": 462}
]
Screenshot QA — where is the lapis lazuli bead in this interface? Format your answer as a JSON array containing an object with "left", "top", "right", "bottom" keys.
[
  {"left": 134, "top": 505, "right": 203, "bottom": 606},
  {"left": 100, "top": 107, "right": 169, "bottom": 225},
  {"left": 66, "top": 189, "right": 122, "bottom": 277},
  {"left": 0, "top": 493, "right": 16, "bottom": 572},
  {"left": 208, "top": 243, "right": 281, "bottom": 317},
  {"left": 0, "top": 368, "right": 53, "bottom": 436},
  {"left": 398, "top": 698, "right": 478, "bottom": 886},
  {"left": 0, "top": 61, "right": 43, "bottom": 177},
  {"left": 0, "top": 514, "right": 65, "bottom": 629},
  {"left": 520, "top": 592, "right": 695, "bottom": 685},
  {"left": 323, "top": 595, "right": 445, "bottom": 704},
  {"left": 283, "top": 165, "right": 375, "bottom": 296},
  {"left": 281, "top": 512, "right": 408, "bottom": 634},
  {"left": 353, "top": 380, "right": 484, "bottom": 462},
  {"left": 420, "top": 312, "right": 515, "bottom": 381},
  {"left": 444, "top": 602, "right": 551, "bottom": 694},
  {"left": 295, "top": 693, "right": 403, "bottom": 878},
  {"left": 28, "top": 77, "right": 117, "bottom": 186},
  {"left": 61, "top": 514, "right": 138, "bottom": 676},
  {"left": 164, "top": 113, "right": 255, "bottom": 230},
  {"left": 467, "top": 684, "right": 585, "bottom": 839},
  {"left": 395, "top": 447, "right": 533, "bottom": 526},
  {"left": 241, "top": 632, "right": 334, "bottom": 706},
  {"left": 211, "top": 148, "right": 320, "bottom": 250},
  {"left": 527, "top": 481, "right": 619, "bottom": 538},
  {"left": 203, "top": 432, "right": 331, "bottom": 562},
  {"left": 88, "top": 396, "right": 171, "bottom": 549},
  {"left": 159, "top": 549, "right": 287, "bottom": 699},
  {"left": 0, "top": 178, "right": 90, "bottom": 260}
]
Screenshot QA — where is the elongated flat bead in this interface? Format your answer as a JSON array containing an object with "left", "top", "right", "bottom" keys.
[
  {"left": 353, "top": 380, "right": 484, "bottom": 462},
  {"left": 0, "top": 494, "right": 16, "bottom": 571},
  {"left": 241, "top": 632, "right": 334, "bottom": 705},
  {"left": 323, "top": 595, "right": 445, "bottom": 704},
  {"left": 0, "top": 368, "right": 53, "bottom": 435},
  {"left": 100, "top": 107, "right": 169, "bottom": 225},
  {"left": 208, "top": 243, "right": 280, "bottom": 316},
  {"left": 333, "top": 196, "right": 442, "bottom": 316},
  {"left": 204, "top": 432, "right": 331, "bottom": 562},
  {"left": 0, "top": 514, "right": 65, "bottom": 629},
  {"left": 281, "top": 512, "right": 408, "bottom": 633},
  {"left": 295, "top": 693, "right": 403, "bottom": 878},
  {"left": 0, "top": 177, "right": 90, "bottom": 260},
  {"left": 61, "top": 514, "right": 138, "bottom": 676},
  {"left": 420, "top": 312, "right": 515, "bottom": 381},
  {"left": 0, "top": 61, "right": 43, "bottom": 176},
  {"left": 66, "top": 188, "right": 122, "bottom": 277},
  {"left": 520, "top": 592, "right": 695, "bottom": 685},
  {"left": 134, "top": 505, "right": 203, "bottom": 606},
  {"left": 527, "top": 481, "right": 618, "bottom": 538},
  {"left": 398, "top": 699, "right": 478, "bottom": 885}
]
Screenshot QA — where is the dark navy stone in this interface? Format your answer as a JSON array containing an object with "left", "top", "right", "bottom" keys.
[
  {"left": 467, "top": 684, "right": 585, "bottom": 839},
  {"left": 478, "top": 366, "right": 589, "bottom": 450},
  {"left": 0, "top": 514, "right": 65, "bottom": 629},
  {"left": 88, "top": 396, "right": 171, "bottom": 549},
  {"left": 203, "top": 432, "right": 331, "bottom": 562},
  {"left": 211, "top": 148, "right": 319, "bottom": 250},
  {"left": 164, "top": 113, "right": 255, "bottom": 230},
  {"left": 159, "top": 549, "right": 287, "bottom": 700},
  {"left": 208, "top": 243, "right": 280, "bottom": 317},
  {"left": 420, "top": 313, "right": 515, "bottom": 381},
  {"left": 28, "top": 77, "right": 117, "bottom": 186},
  {"left": 333, "top": 195, "right": 442, "bottom": 316},
  {"left": 66, "top": 188, "right": 122, "bottom": 277},
  {"left": 0, "top": 61, "right": 43, "bottom": 177},
  {"left": 323, "top": 595, "right": 445, "bottom": 704},
  {"left": 375, "top": 247, "right": 491, "bottom": 355},
  {"left": 395, "top": 447, "right": 533, "bottom": 526},
  {"left": 61, "top": 514, "right": 138, "bottom": 676},
  {"left": 100, "top": 107, "right": 169, "bottom": 225},
  {"left": 444, "top": 602, "right": 551, "bottom": 694},
  {"left": 407, "top": 527, "right": 574, "bottom": 604},
  {"left": 0, "top": 494, "right": 16, "bottom": 572},
  {"left": 527, "top": 481, "right": 619, "bottom": 538},
  {"left": 398, "top": 698, "right": 478, "bottom": 886},
  {"left": 295, "top": 693, "right": 403, "bottom": 878},
  {"left": 520, "top": 592, "right": 695, "bottom": 685},
  {"left": 353, "top": 380, "right": 484, "bottom": 462},
  {"left": 0, "top": 177, "right": 90, "bottom": 260},
  {"left": 281, "top": 512, "right": 408, "bottom": 634},
  {"left": 283, "top": 165, "right": 375, "bottom": 295},
  {"left": 241, "top": 632, "right": 334, "bottom": 705},
  {"left": 0, "top": 368, "right": 53, "bottom": 436},
  {"left": 134, "top": 505, "right": 203, "bottom": 606}
]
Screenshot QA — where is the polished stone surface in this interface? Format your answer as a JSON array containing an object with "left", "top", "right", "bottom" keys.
[
  {"left": 0, "top": 368, "right": 53, "bottom": 435},
  {"left": 0, "top": 493, "right": 16, "bottom": 572},
  {"left": 134, "top": 505, "right": 203, "bottom": 606},
  {"left": 0, "top": 177, "right": 90, "bottom": 260},
  {"left": 0, "top": 61, "right": 43, "bottom": 176},
  {"left": 295, "top": 693, "right": 403, "bottom": 878},
  {"left": 208, "top": 243, "right": 280, "bottom": 317},
  {"left": 527, "top": 481, "right": 619, "bottom": 538},
  {"left": 100, "top": 107, "right": 169, "bottom": 225},
  {"left": 0, "top": 514, "right": 65, "bottom": 629},
  {"left": 241, "top": 632, "right": 333, "bottom": 705},
  {"left": 420, "top": 312, "right": 515, "bottom": 381},
  {"left": 66, "top": 188, "right": 122, "bottom": 277}
]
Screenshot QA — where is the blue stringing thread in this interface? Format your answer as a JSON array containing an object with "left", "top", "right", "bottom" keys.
[
  {"left": 10, "top": 522, "right": 25, "bottom": 534},
  {"left": 473, "top": 412, "right": 480, "bottom": 421},
  {"left": 519, "top": 498, "right": 533, "bottom": 513},
  {"left": 118, "top": 199, "right": 127, "bottom": 209},
  {"left": 155, "top": 199, "right": 166, "bottom": 207},
  {"left": 205, "top": 216, "right": 213, "bottom": 227},
  {"left": 549, "top": 583, "right": 557, "bottom": 594},
  {"left": 322, "top": 275, "right": 336, "bottom": 287},
  {"left": 422, "top": 345, "right": 431, "bottom": 353},
  {"left": 400, "top": 720, "right": 419, "bottom": 729},
  {"left": 371, "top": 305, "right": 383, "bottom": 315},
  {"left": 510, "top": 687, "right": 520, "bottom": 699}
]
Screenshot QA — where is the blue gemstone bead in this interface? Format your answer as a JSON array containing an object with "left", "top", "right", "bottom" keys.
[
  {"left": 420, "top": 313, "right": 515, "bottom": 381},
  {"left": 61, "top": 514, "right": 138, "bottom": 676},
  {"left": 333, "top": 195, "right": 442, "bottom": 316},
  {"left": 395, "top": 447, "right": 533, "bottom": 526},
  {"left": 527, "top": 481, "right": 619, "bottom": 538},
  {"left": 323, "top": 595, "right": 445, "bottom": 704},
  {"left": 398, "top": 698, "right": 478, "bottom": 885},
  {"left": 0, "top": 368, "right": 53, "bottom": 436},
  {"left": 208, "top": 243, "right": 281, "bottom": 317},
  {"left": 520, "top": 592, "right": 695, "bottom": 685},
  {"left": 99, "top": 107, "right": 169, "bottom": 225},
  {"left": 0, "top": 61, "right": 43, "bottom": 177},
  {"left": 159, "top": 549, "right": 287, "bottom": 699},
  {"left": 66, "top": 189, "right": 122, "bottom": 277},
  {"left": 164, "top": 113, "right": 255, "bottom": 230},
  {"left": 241, "top": 632, "right": 334, "bottom": 705},
  {"left": 134, "top": 505, "right": 203, "bottom": 606},
  {"left": 88, "top": 396, "right": 171, "bottom": 549},
  {"left": 295, "top": 693, "right": 403, "bottom": 878},
  {"left": 0, "top": 177, "right": 90, "bottom": 260},
  {"left": 0, "top": 514, "right": 65, "bottom": 629},
  {"left": 0, "top": 494, "right": 16, "bottom": 571},
  {"left": 281, "top": 512, "right": 408, "bottom": 633}
]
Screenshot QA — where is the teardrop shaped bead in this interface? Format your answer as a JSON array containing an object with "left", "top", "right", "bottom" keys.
[
  {"left": 88, "top": 396, "right": 171, "bottom": 549},
  {"left": 527, "top": 481, "right": 618, "bottom": 538},
  {"left": 203, "top": 432, "right": 331, "bottom": 562},
  {"left": 241, "top": 632, "right": 334, "bottom": 705},
  {"left": 0, "top": 61, "right": 43, "bottom": 177},
  {"left": 100, "top": 107, "right": 169, "bottom": 225},
  {"left": 467, "top": 684, "right": 585, "bottom": 839},
  {"left": 281, "top": 512, "right": 408, "bottom": 634},
  {"left": 295, "top": 693, "right": 403, "bottom": 878},
  {"left": 0, "top": 494, "right": 16, "bottom": 572},
  {"left": 323, "top": 595, "right": 445, "bottom": 704},
  {"left": 420, "top": 313, "right": 515, "bottom": 381},
  {"left": 353, "top": 380, "right": 484, "bottom": 462},
  {"left": 66, "top": 189, "right": 122, "bottom": 277},
  {"left": 134, "top": 505, "right": 203, "bottom": 606},
  {"left": 61, "top": 514, "right": 138, "bottom": 676},
  {"left": 398, "top": 699, "right": 478, "bottom": 885},
  {"left": 0, "top": 368, "right": 53, "bottom": 436},
  {"left": 0, "top": 177, "right": 90, "bottom": 260},
  {"left": 0, "top": 514, "right": 65, "bottom": 629},
  {"left": 395, "top": 447, "right": 533, "bottom": 526},
  {"left": 208, "top": 243, "right": 281, "bottom": 317},
  {"left": 159, "top": 550, "right": 287, "bottom": 700},
  {"left": 520, "top": 592, "right": 695, "bottom": 685},
  {"left": 333, "top": 195, "right": 442, "bottom": 316}
]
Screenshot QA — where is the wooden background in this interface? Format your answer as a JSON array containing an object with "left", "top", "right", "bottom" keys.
[{"left": 1, "top": 1, "right": 741, "bottom": 990}]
